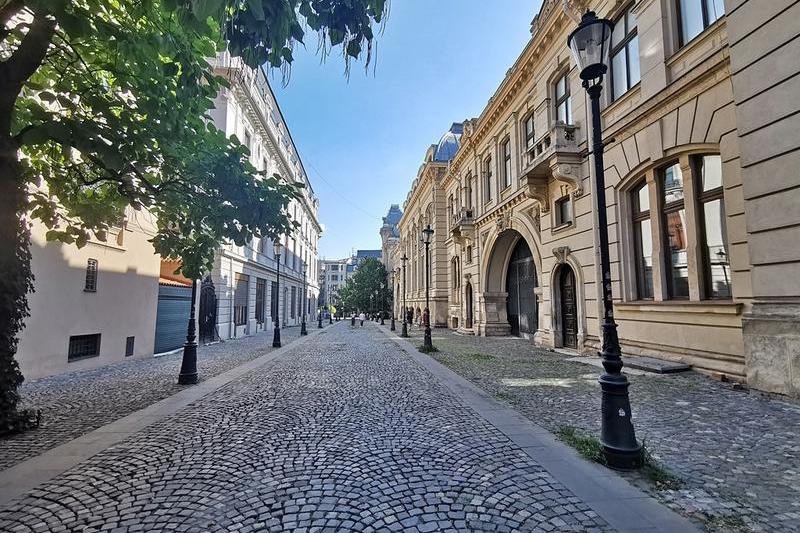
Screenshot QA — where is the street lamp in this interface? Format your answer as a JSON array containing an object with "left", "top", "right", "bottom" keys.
[
  {"left": 380, "top": 281, "right": 385, "bottom": 325},
  {"left": 569, "top": 11, "right": 641, "bottom": 469},
  {"left": 400, "top": 255, "right": 409, "bottom": 338},
  {"left": 272, "top": 241, "right": 283, "bottom": 348},
  {"left": 177, "top": 277, "right": 199, "bottom": 385},
  {"left": 421, "top": 224, "right": 434, "bottom": 351},
  {"left": 300, "top": 261, "right": 308, "bottom": 336},
  {"left": 390, "top": 269, "right": 396, "bottom": 331}
]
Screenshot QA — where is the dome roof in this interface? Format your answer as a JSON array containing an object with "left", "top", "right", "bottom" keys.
[{"left": 434, "top": 123, "right": 463, "bottom": 162}]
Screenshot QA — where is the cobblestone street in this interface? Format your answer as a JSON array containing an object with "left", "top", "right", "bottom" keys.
[
  {"left": 0, "top": 326, "right": 303, "bottom": 470},
  {"left": 398, "top": 325, "right": 800, "bottom": 532},
  {"left": 0, "top": 322, "right": 693, "bottom": 532}
]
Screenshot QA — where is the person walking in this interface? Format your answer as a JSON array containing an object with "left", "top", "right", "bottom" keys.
[{"left": 359, "top": 312, "right": 365, "bottom": 327}]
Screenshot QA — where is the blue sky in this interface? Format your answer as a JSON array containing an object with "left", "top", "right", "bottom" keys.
[{"left": 272, "top": 0, "right": 541, "bottom": 260}]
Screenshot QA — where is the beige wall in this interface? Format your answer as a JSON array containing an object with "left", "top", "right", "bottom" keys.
[
  {"left": 395, "top": 0, "right": 792, "bottom": 385},
  {"left": 725, "top": 0, "right": 800, "bottom": 395},
  {"left": 17, "top": 210, "right": 161, "bottom": 379}
]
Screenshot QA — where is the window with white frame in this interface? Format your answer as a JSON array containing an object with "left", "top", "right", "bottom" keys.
[
  {"left": 501, "top": 138, "right": 512, "bottom": 189},
  {"left": 631, "top": 181, "right": 654, "bottom": 299},
  {"left": 555, "top": 72, "right": 572, "bottom": 124},
  {"left": 677, "top": 0, "right": 725, "bottom": 46},
  {"left": 523, "top": 113, "right": 535, "bottom": 152},
  {"left": 611, "top": 5, "right": 640, "bottom": 101}
]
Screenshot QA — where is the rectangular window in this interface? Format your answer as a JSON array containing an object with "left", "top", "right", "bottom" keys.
[
  {"left": 555, "top": 196, "right": 572, "bottom": 226},
  {"left": 271, "top": 281, "right": 279, "bottom": 321},
  {"left": 661, "top": 163, "right": 689, "bottom": 299},
  {"left": 255, "top": 278, "right": 266, "bottom": 324},
  {"left": 466, "top": 245, "right": 473, "bottom": 264},
  {"left": 483, "top": 156, "right": 493, "bottom": 203},
  {"left": 611, "top": 6, "right": 640, "bottom": 101},
  {"left": 125, "top": 336, "right": 135, "bottom": 357},
  {"left": 697, "top": 155, "right": 731, "bottom": 299},
  {"left": 555, "top": 72, "right": 572, "bottom": 124},
  {"left": 234, "top": 273, "right": 249, "bottom": 326},
  {"left": 84, "top": 259, "right": 98, "bottom": 292},
  {"left": 501, "top": 138, "right": 512, "bottom": 189},
  {"left": 678, "top": 0, "right": 725, "bottom": 46},
  {"left": 68, "top": 334, "right": 101, "bottom": 361},
  {"left": 290, "top": 286, "right": 296, "bottom": 319},
  {"left": 524, "top": 114, "right": 535, "bottom": 151},
  {"left": 632, "top": 182, "right": 654, "bottom": 299}
]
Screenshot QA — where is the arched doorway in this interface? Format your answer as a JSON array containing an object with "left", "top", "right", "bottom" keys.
[
  {"left": 557, "top": 266, "right": 578, "bottom": 348},
  {"left": 199, "top": 276, "right": 217, "bottom": 344},
  {"left": 465, "top": 281, "right": 473, "bottom": 329},
  {"left": 506, "top": 239, "right": 538, "bottom": 337}
]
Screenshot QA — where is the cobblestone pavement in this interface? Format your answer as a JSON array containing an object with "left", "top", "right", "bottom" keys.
[
  {"left": 0, "top": 326, "right": 304, "bottom": 470},
  {"left": 0, "top": 322, "right": 612, "bottom": 533},
  {"left": 399, "top": 325, "right": 800, "bottom": 532}
]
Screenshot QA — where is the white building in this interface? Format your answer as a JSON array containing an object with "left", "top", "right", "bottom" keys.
[{"left": 207, "top": 53, "right": 321, "bottom": 339}]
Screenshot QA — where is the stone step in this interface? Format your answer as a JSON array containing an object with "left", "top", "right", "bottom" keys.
[{"left": 623, "top": 356, "right": 691, "bottom": 374}]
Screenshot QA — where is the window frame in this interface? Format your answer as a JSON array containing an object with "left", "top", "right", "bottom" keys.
[
  {"left": 676, "top": 0, "right": 725, "bottom": 48},
  {"left": 554, "top": 195, "right": 573, "bottom": 228},
  {"left": 631, "top": 181, "right": 654, "bottom": 300},
  {"left": 610, "top": 5, "right": 640, "bottom": 101},
  {"left": 554, "top": 72, "right": 572, "bottom": 124},
  {"left": 501, "top": 138, "right": 512, "bottom": 189},
  {"left": 84, "top": 258, "right": 98, "bottom": 292},
  {"left": 483, "top": 155, "right": 493, "bottom": 204},
  {"left": 68, "top": 334, "right": 101, "bottom": 362},
  {"left": 695, "top": 155, "right": 731, "bottom": 300},
  {"left": 523, "top": 113, "right": 535, "bottom": 152},
  {"left": 659, "top": 162, "right": 690, "bottom": 300}
]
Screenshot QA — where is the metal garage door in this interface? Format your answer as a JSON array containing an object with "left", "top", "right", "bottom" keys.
[{"left": 154, "top": 284, "right": 191, "bottom": 354}]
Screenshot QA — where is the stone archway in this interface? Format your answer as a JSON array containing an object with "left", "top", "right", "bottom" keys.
[
  {"left": 480, "top": 228, "right": 542, "bottom": 337},
  {"left": 465, "top": 281, "right": 474, "bottom": 329},
  {"left": 549, "top": 247, "right": 586, "bottom": 350}
]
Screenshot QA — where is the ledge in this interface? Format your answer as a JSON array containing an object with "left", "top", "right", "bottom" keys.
[{"left": 616, "top": 300, "right": 743, "bottom": 315}]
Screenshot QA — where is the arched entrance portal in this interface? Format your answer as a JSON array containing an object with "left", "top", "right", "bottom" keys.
[
  {"left": 505, "top": 239, "right": 538, "bottom": 337},
  {"left": 557, "top": 266, "right": 578, "bottom": 348}
]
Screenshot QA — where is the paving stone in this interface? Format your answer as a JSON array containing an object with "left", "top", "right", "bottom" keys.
[
  {"left": 407, "top": 326, "right": 800, "bottom": 532},
  {"left": 0, "top": 324, "right": 609, "bottom": 532}
]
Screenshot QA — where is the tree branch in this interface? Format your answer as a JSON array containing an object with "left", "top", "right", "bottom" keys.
[{"left": 0, "top": 13, "right": 55, "bottom": 133}]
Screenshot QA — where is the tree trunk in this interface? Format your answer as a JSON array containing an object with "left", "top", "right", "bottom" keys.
[{"left": 0, "top": 134, "right": 33, "bottom": 428}]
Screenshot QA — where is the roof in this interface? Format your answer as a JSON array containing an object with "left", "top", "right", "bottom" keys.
[{"left": 433, "top": 123, "right": 463, "bottom": 162}]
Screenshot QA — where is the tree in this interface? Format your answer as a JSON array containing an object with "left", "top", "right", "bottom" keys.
[
  {"left": 0, "top": 0, "right": 387, "bottom": 432},
  {"left": 339, "top": 257, "right": 391, "bottom": 316}
]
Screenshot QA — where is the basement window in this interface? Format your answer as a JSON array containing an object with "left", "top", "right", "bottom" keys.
[{"left": 68, "top": 334, "right": 101, "bottom": 362}]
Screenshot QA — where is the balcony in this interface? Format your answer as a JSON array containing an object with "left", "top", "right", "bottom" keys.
[
  {"left": 520, "top": 122, "right": 584, "bottom": 212},
  {"left": 450, "top": 209, "right": 475, "bottom": 245}
]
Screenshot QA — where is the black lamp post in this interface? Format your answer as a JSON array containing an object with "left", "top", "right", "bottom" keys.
[
  {"left": 569, "top": 11, "right": 641, "bottom": 470},
  {"left": 300, "top": 261, "right": 308, "bottom": 336},
  {"left": 272, "top": 241, "right": 283, "bottom": 348},
  {"left": 421, "top": 224, "right": 434, "bottom": 351},
  {"left": 178, "top": 278, "right": 199, "bottom": 384},
  {"left": 400, "top": 255, "right": 409, "bottom": 338},
  {"left": 390, "top": 270, "right": 396, "bottom": 331},
  {"left": 380, "top": 281, "right": 386, "bottom": 325}
]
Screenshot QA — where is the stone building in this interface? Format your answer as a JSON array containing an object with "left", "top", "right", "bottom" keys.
[
  {"left": 207, "top": 53, "right": 321, "bottom": 339},
  {"left": 393, "top": 0, "right": 800, "bottom": 395},
  {"left": 319, "top": 258, "right": 349, "bottom": 309},
  {"left": 380, "top": 204, "right": 403, "bottom": 274}
]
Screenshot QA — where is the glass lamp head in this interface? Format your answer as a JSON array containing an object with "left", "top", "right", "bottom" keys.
[{"left": 567, "top": 11, "right": 614, "bottom": 83}]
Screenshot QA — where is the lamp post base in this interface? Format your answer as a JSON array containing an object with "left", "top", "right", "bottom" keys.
[
  {"left": 401, "top": 322, "right": 408, "bottom": 338},
  {"left": 599, "top": 372, "right": 643, "bottom": 469},
  {"left": 300, "top": 320, "right": 307, "bottom": 336},
  {"left": 390, "top": 316, "right": 395, "bottom": 331},
  {"left": 272, "top": 327, "right": 281, "bottom": 348},
  {"left": 423, "top": 326, "right": 433, "bottom": 350},
  {"left": 318, "top": 315, "right": 323, "bottom": 328},
  {"left": 177, "top": 342, "right": 198, "bottom": 385}
]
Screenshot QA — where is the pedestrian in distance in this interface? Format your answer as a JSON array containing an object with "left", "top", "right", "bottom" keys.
[{"left": 359, "top": 312, "right": 365, "bottom": 327}]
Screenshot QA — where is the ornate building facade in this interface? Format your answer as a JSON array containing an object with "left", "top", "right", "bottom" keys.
[
  {"left": 208, "top": 53, "right": 321, "bottom": 339},
  {"left": 392, "top": 0, "right": 800, "bottom": 395}
]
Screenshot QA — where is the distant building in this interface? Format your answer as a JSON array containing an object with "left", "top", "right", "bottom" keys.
[
  {"left": 318, "top": 258, "right": 349, "bottom": 308},
  {"left": 205, "top": 52, "right": 321, "bottom": 339},
  {"left": 380, "top": 204, "right": 403, "bottom": 274}
]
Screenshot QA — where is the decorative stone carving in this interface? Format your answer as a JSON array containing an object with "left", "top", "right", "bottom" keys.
[
  {"left": 561, "top": 0, "right": 583, "bottom": 23},
  {"left": 525, "top": 181, "right": 551, "bottom": 213},
  {"left": 495, "top": 211, "right": 512, "bottom": 231},
  {"left": 532, "top": 206, "right": 541, "bottom": 234},
  {"left": 553, "top": 246, "right": 571, "bottom": 264},
  {"left": 551, "top": 162, "right": 584, "bottom": 197}
]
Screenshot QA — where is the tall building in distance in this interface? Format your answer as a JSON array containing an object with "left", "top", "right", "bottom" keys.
[{"left": 380, "top": 204, "right": 403, "bottom": 275}]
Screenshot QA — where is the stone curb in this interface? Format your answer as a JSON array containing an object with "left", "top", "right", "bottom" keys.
[
  {"left": 0, "top": 325, "right": 331, "bottom": 507},
  {"left": 377, "top": 324, "right": 700, "bottom": 533}
]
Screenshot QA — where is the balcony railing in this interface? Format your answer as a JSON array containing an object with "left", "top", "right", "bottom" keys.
[
  {"left": 451, "top": 209, "right": 475, "bottom": 245},
  {"left": 522, "top": 122, "right": 579, "bottom": 174}
]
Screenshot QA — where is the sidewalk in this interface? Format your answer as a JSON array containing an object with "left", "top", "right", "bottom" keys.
[
  {"left": 0, "top": 325, "right": 305, "bottom": 470},
  {"left": 399, "top": 324, "right": 800, "bottom": 532}
]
